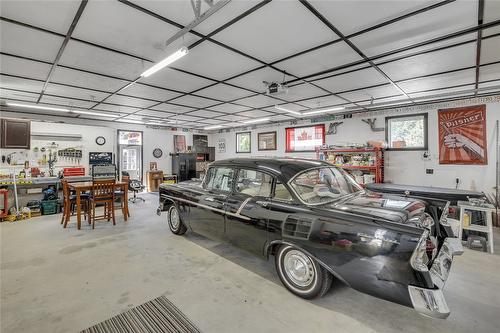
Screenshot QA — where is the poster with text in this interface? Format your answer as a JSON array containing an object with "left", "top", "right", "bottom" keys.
[
  {"left": 285, "top": 124, "right": 325, "bottom": 152},
  {"left": 438, "top": 105, "right": 487, "bottom": 165}
]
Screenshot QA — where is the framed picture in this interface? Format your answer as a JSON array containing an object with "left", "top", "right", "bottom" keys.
[
  {"left": 173, "top": 135, "right": 186, "bottom": 152},
  {"left": 438, "top": 105, "right": 487, "bottom": 165},
  {"left": 258, "top": 131, "right": 277, "bottom": 151},
  {"left": 285, "top": 124, "right": 325, "bottom": 152},
  {"left": 218, "top": 138, "right": 226, "bottom": 153},
  {"left": 236, "top": 131, "right": 251, "bottom": 153}
]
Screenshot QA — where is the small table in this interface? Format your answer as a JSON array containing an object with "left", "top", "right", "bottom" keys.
[
  {"left": 458, "top": 201, "right": 495, "bottom": 254},
  {"left": 68, "top": 181, "right": 129, "bottom": 230}
]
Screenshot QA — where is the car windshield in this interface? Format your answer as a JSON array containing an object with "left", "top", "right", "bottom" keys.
[{"left": 290, "top": 167, "right": 362, "bottom": 205}]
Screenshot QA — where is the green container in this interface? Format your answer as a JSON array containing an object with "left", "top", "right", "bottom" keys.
[{"left": 41, "top": 200, "right": 58, "bottom": 215}]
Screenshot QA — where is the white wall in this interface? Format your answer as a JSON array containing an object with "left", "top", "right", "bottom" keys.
[
  {"left": 213, "top": 102, "right": 500, "bottom": 195},
  {"left": 0, "top": 111, "right": 214, "bottom": 180}
]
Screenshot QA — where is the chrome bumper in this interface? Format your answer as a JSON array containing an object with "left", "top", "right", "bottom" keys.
[{"left": 410, "top": 237, "right": 463, "bottom": 319}]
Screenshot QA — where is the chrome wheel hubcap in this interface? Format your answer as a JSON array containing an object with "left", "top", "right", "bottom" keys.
[
  {"left": 283, "top": 250, "right": 314, "bottom": 287},
  {"left": 170, "top": 208, "right": 180, "bottom": 230}
]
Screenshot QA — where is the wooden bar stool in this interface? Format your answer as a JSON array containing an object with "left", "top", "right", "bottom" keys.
[
  {"left": 114, "top": 175, "right": 130, "bottom": 218},
  {"left": 89, "top": 179, "right": 116, "bottom": 229},
  {"left": 61, "top": 179, "right": 90, "bottom": 228}
]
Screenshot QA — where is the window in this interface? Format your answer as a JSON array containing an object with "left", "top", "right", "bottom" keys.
[
  {"left": 386, "top": 113, "right": 428, "bottom": 150},
  {"left": 274, "top": 181, "right": 293, "bottom": 202},
  {"left": 204, "top": 167, "right": 234, "bottom": 192},
  {"left": 236, "top": 169, "right": 273, "bottom": 197},
  {"left": 285, "top": 124, "right": 325, "bottom": 152},
  {"left": 290, "top": 167, "right": 362, "bottom": 205}
]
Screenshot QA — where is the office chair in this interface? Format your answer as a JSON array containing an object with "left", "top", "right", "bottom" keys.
[{"left": 121, "top": 171, "right": 146, "bottom": 203}]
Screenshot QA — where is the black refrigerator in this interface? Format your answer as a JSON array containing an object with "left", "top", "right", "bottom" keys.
[{"left": 170, "top": 153, "right": 196, "bottom": 182}]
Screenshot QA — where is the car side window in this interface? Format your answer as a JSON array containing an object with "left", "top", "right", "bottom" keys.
[
  {"left": 274, "top": 181, "right": 293, "bottom": 202},
  {"left": 204, "top": 167, "right": 234, "bottom": 192},
  {"left": 236, "top": 169, "right": 273, "bottom": 197}
]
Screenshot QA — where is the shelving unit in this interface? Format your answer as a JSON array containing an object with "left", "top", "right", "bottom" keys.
[
  {"left": 316, "top": 147, "right": 385, "bottom": 186},
  {"left": 458, "top": 201, "right": 495, "bottom": 254}
]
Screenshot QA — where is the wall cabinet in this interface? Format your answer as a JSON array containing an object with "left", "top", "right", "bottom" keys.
[{"left": 1, "top": 118, "right": 31, "bottom": 149}]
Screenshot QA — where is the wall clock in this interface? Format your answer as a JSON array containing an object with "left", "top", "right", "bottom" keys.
[
  {"left": 153, "top": 148, "right": 163, "bottom": 158},
  {"left": 95, "top": 136, "right": 106, "bottom": 146}
]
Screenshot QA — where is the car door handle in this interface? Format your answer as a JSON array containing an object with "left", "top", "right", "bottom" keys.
[{"left": 256, "top": 200, "right": 269, "bottom": 208}]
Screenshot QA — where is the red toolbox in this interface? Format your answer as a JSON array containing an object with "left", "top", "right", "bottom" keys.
[{"left": 63, "top": 167, "right": 85, "bottom": 177}]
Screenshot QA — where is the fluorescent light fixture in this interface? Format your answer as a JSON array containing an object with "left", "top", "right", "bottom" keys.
[
  {"left": 115, "top": 119, "right": 144, "bottom": 124},
  {"left": 7, "top": 102, "right": 69, "bottom": 112},
  {"left": 242, "top": 117, "right": 270, "bottom": 124},
  {"left": 204, "top": 124, "right": 223, "bottom": 130},
  {"left": 72, "top": 110, "right": 119, "bottom": 118},
  {"left": 140, "top": 47, "right": 189, "bottom": 77},
  {"left": 274, "top": 105, "right": 301, "bottom": 115},
  {"left": 302, "top": 106, "right": 345, "bottom": 115}
]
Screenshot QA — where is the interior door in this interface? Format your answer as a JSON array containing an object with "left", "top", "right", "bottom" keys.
[
  {"left": 224, "top": 169, "right": 273, "bottom": 255},
  {"left": 188, "top": 166, "right": 234, "bottom": 240},
  {"left": 119, "top": 145, "right": 142, "bottom": 180}
]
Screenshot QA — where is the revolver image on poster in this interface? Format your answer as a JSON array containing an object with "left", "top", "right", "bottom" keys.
[{"left": 443, "top": 133, "right": 485, "bottom": 159}]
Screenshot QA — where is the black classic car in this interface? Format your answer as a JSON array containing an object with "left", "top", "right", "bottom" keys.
[{"left": 158, "top": 158, "right": 469, "bottom": 319}]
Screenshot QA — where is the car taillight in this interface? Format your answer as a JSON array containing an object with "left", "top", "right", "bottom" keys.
[
  {"left": 439, "top": 202, "right": 451, "bottom": 227},
  {"left": 411, "top": 230, "right": 430, "bottom": 272}
]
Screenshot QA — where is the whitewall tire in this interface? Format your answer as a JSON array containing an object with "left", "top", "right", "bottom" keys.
[
  {"left": 167, "top": 205, "right": 187, "bottom": 235},
  {"left": 275, "top": 245, "right": 332, "bottom": 299}
]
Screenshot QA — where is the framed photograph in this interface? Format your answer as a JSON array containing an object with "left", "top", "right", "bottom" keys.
[
  {"left": 236, "top": 131, "right": 251, "bottom": 153},
  {"left": 173, "top": 135, "right": 186, "bottom": 152},
  {"left": 258, "top": 131, "right": 277, "bottom": 151},
  {"left": 438, "top": 105, "right": 487, "bottom": 165},
  {"left": 285, "top": 124, "right": 325, "bottom": 152}
]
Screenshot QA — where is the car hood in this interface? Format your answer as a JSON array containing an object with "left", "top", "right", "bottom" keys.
[{"left": 320, "top": 191, "right": 426, "bottom": 224}]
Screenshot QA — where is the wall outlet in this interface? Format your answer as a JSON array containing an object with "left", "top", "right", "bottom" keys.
[{"left": 426, "top": 168, "right": 434, "bottom": 174}]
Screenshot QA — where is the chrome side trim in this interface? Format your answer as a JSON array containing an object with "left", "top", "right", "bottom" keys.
[
  {"left": 236, "top": 197, "right": 253, "bottom": 215},
  {"left": 162, "top": 194, "right": 251, "bottom": 221}
]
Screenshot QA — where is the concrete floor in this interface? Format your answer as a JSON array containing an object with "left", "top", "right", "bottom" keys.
[{"left": 1, "top": 193, "right": 500, "bottom": 333}]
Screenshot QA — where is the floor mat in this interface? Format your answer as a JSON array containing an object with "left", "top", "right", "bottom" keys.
[{"left": 80, "top": 295, "right": 201, "bottom": 333}]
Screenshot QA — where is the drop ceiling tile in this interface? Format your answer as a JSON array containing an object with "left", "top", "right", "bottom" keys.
[
  {"left": 95, "top": 104, "right": 139, "bottom": 114},
  {"left": 52, "top": 66, "right": 129, "bottom": 93},
  {"left": 169, "top": 94, "right": 220, "bottom": 108},
  {"left": 398, "top": 69, "right": 475, "bottom": 93},
  {"left": 0, "top": 89, "right": 39, "bottom": 102},
  {"left": 140, "top": 67, "right": 214, "bottom": 92},
  {"left": 484, "top": 0, "right": 500, "bottom": 24},
  {"left": 217, "top": 114, "right": 249, "bottom": 122},
  {"left": 339, "top": 84, "right": 403, "bottom": 103},
  {"left": 151, "top": 103, "right": 194, "bottom": 113},
  {"left": 481, "top": 35, "right": 500, "bottom": 64},
  {"left": 484, "top": 26, "right": 500, "bottom": 38},
  {"left": 208, "top": 103, "right": 251, "bottom": 113},
  {"left": 45, "top": 83, "right": 109, "bottom": 102},
  {"left": 198, "top": 118, "right": 224, "bottom": 125},
  {"left": 270, "top": 114, "right": 295, "bottom": 122},
  {"left": 173, "top": 114, "right": 203, "bottom": 122},
  {"left": 226, "top": 66, "right": 285, "bottom": 93},
  {"left": 279, "top": 84, "right": 326, "bottom": 102},
  {"left": 410, "top": 85, "right": 476, "bottom": 100},
  {"left": 212, "top": 1, "right": 337, "bottom": 63},
  {"left": 308, "top": 0, "right": 433, "bottom": 36},
  {"left": 40, "top": 95, "right": 96, "bottom": 109},
  {"left": 314, "top": 68, "right": 387, "bottom": 93},
  {"left": 188, "top": 110, "right": 225, "bottom": 118},
  {"left": 0, "top": 54, "right": 52, "bottom": 80},
  {"left": 59, "top": 40, "right": 146, "bottom": 81},
  {"left": 195, "top": 83, "right": 253, "bottom": 101},
  {"left": 378, "top": 43, "right": 476, "bottom": 81},
  {"left": 120, "top": 84, "right": 181, "bottom": 101},
  {"left": 299, "top": 94, "right": 347, "bottom": 108},
  {"left": 275, "top": 41, "right": 364, "bottom": 77},
  {"left": 136, "top": 109, "right": 176, "bottom": 118},
  {"left": 105, "top": 95, "right": 158, "bottom": 108},
  {"left": 238, "top": 110, "right": 274, "bottom": 118},
  {"left": 0, "top": 0, "right": 81, "bottom": 34},
  {"left": 478, "top": 80, "right": 500, "bottom": 90},
  {"left": 350, "top": 1, "right": 477, "bottom": 57},
  {"left": 479, "top": 62, "right": 500, "bottom": 82},
  {"left": 0, "top": 75, "right": 44, "bottom": 93},
  {"left": 173, "top": 42, "right": 261, "bottom": 81},
  {"left": 73, "top": 1, "right": 198, "bottom": 62},
  {"left": 236, "top": 94, "right": 282, "bottom": 108},
  {"left": 0, "top": 21, "right": 63, "bottom": 62}
]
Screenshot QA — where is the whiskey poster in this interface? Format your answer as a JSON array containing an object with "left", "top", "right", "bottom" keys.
[{"left": 438, "top": 105, "right": 487, "bottom": 165}]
